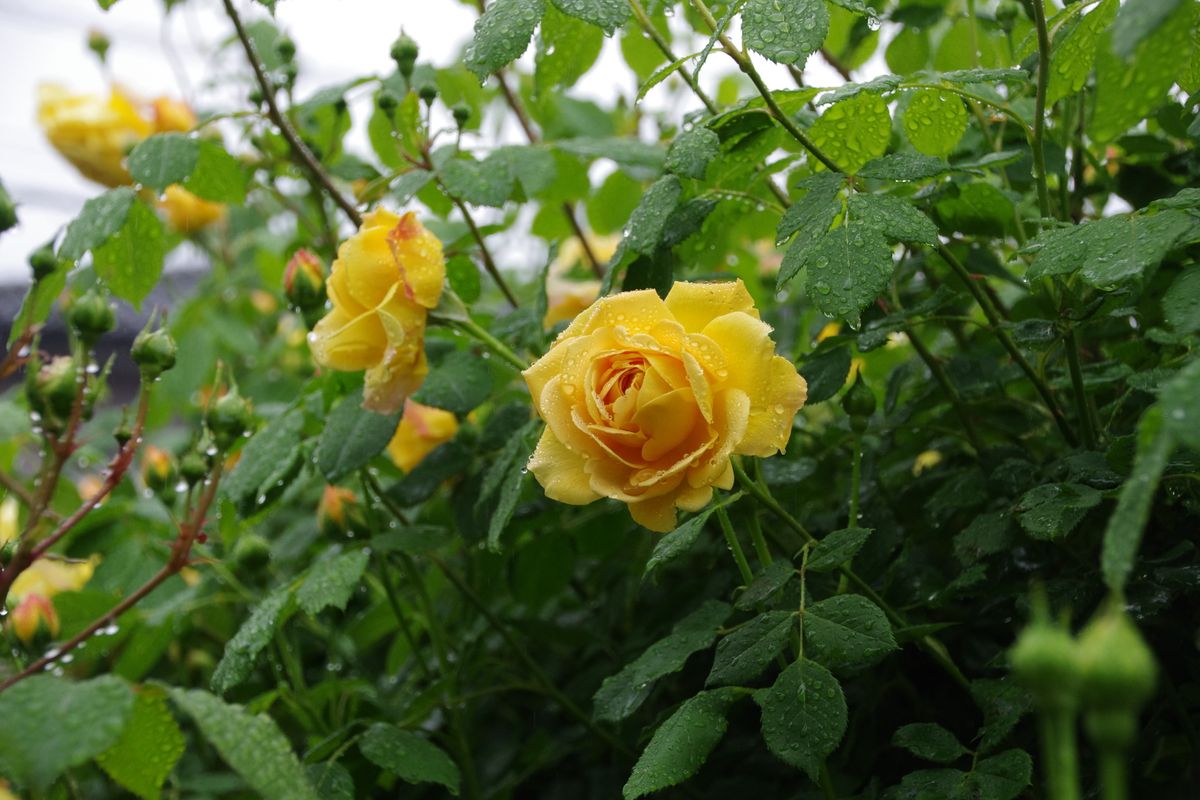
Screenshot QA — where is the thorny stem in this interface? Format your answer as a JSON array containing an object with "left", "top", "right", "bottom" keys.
[
  {"left": 687, "top": 0, "right": 842, "bottom": 173},
  {"left": 452, "top": 315, "right": 529, "bottom": 372},
  {"left": 627, "top": 0, "right": 719, "bottom": 115},
  {"left": 732, "top": 461, "right": 971, "bottom": 691},
  {"left": 447, "top": 194, "right": 520, "bottom": 307},
  {"left": 1030, "top": 0, "right": 1055, "bottom": 222},
  {"left": 221, "top": 0, "right": 363, "bottom": 228},
  {"left": 1065, "top": 327, "right": 1098, "bottom": 450},
  {"left": 937, "top": 244, "right": 1078, "bottom": 446},
  {"left": 715, "top": 505, "right": 754, "bottom": 585},
  {"left": 0, "top": 462, "right": 224, "bottom": 693}
]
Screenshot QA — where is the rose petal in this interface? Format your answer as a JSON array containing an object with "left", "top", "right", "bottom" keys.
[
  {"left": 560, "top": 289, "right": 671, "bottom": 339},
  {"left": 310, "top": 307, "right": 386, "bottom": 371},
  {"left": 528, "top": 429, "right": 601, "bottom": 505},
  {"left": 632, "top": 387, "right": 700, "bottom": 462},
  {"left": 665, "top": 279, "right": 759, "bottom": 333},
  {"left": 628, "top": 494, "right": 679, "bottom": 532}
]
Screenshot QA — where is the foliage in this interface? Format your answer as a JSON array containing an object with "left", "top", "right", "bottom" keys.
[{"left": 0, "top": 0, "right": 1197, "bottom": 798}]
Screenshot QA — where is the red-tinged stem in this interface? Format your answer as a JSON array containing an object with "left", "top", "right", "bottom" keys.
[{"left": 0, "top": 462, "right": 224, "bottom": 693}]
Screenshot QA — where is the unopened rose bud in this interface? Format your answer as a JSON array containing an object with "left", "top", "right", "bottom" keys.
[
  {"left": 281, "top": 62, "right": 298, "bottom": 87},
  {"left": 0, "top": 178, "right": 16, "bottom": 234},
  {"left": 179, "top": 450, "right": 209, "bottom": 486},
  {"left": 275, "top": 36, "right": 296, "bottom": 61},
  {"left": 10, "top": 594, "right": 59, "bottom": 644},
  {"left": 418, "top": 83, "right": 437, "bottom": 105},
  {"left": 205, "top": 387, "right": 254, "bottom": 450},
  {"left": 284, "top": 249, "right": 327, "bottom": 313},
  {"left": 68, "top": 290, "right": 116, "bottom": 346},
  {"left": 318, "top": 485, "right": 365, "bottom": 537},
  {"left": 452, "top": 103, "right": 470, "bottom": 128},
  {"left": 87, "top": 29, "right": 111, "bottom": 63},
  {"left": 1077, "top": 600, "right": 1156, "bottom": 750},
  {"left": 27, "top": 356, "right": 78, "bottom": 432},
  {"left": 131, "top": 325, "right": 177, "bottom": 379},
  {"left": 231, "top": 533, "right": 272, "bottom": 574},
  {"left": 841, "top": 372, "right": 876, "bottom": 432},
  {"left": 390, "top": 33, "right": 418, "bottom": 78},
  {"left": 141, "top": 445, "right": 178, "bottom": 495},
  {"left": 29, "top": 245, "right": 59, "bottom": 282},
  {"left": 377, "top": 91, "right": 399, "bottom": 113}
]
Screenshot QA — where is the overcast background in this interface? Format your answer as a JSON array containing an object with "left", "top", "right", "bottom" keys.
[{"left": 0, "top": 0, "right": 853, "bottom": 285}]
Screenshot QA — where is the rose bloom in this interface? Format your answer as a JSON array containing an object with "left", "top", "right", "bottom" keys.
[
  {"left": 523, "top": 280, "right": 807, "bottom": 531},
  {"left": 387, "top": 399, "right": 459, "bottom": 473},
  {"left": 309, "top": 209, "right": 445, "bottom": 413},
  {"left": 543, "top": 235, "right": 619, "bottom": 329},
  {"left": 37, "top": 84, "right": 152, "bottom": 187},
  {"left": 159, "top": 184, "right": 225, "bottom": 233}
]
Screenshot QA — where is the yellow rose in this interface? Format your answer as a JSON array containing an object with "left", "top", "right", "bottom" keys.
[
  {"left": 523, "top": 280, "right": 807, "bottom": 531},
  {"left": 10, "top": 556, "right": 98, "bottom": 601},
  {"left": 387, "top": 400, "right": 459, "bottom": 473},
  {"left": 159, "top": 185, "right": 225, "bottom": 233},
  {"left": 37, "top": 84, "right": 151, "bottom": 187},
  {"left": 10, "top": 594, "right": 58, "bottom": 643},
  {"left": 309, "top": 209, "right": 445, "bottom": 413},
  {"left": 150, "top": 96, "right": 197, "bottom": 133},
  {"left": 543, "top": 235, "right": 619, "bottom": 329}
]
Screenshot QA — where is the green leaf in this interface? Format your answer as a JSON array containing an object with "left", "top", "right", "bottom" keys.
[
  {"left": 1102, "top": 406, "right": 1173, "bottom": 592},
  {"left": 858, "top": 153, "right": 950, "bottom": 182},
  {"left": 666, "top": 126, "right": 720, "bottom": 179},
  {"left": 849, "top": 194, "right": 938, "bottom": 245},
  {"left": 707, "top": 610, "right": 795, "bottom": 686},
  {"left": 1092, "top": 6, "right": 1193, "bottom": 142},
  {"left": 97, "top": 687, "right": 185, "bottom": 800},
  {"left": 809, "top": 92, "right": 891, "bottom": 172},
  {"left": 307, "top": 762, "right": 355, "bottom": 800},
  {"left": 440, "top": 155, "right": 514, "bottom": 207},
  {"left": 902, "top": 89, "right": 967, "bottom": 157},
  {"left": 625, "top": 175, "right": 683, "bottom": 255},
  {"left": 317, "top": 388, "right": 402, "bottom": 482},
  {"left": 593, "top": 600, "right": 732, "bottom": 721},
  {"left": 805, "top": 224, "right": 895, "bottom": 326},
  {"left": 465, "top": 0, "right": 545, "bottom": 80},
  {"left": 1015, "top": 483, "right": 1102, "bottom": 540},
  {"left": 359, "top": 723, "right": 461, "bottom": 795},
  {"left": 893, "top": 722, "right": 969, "bottom": 764},
  {"left": 742, "top": 0, "right": 829, "bottom": 66},
  {"left": 8, "top": 262, "right": 68, "bottom": 346},
  {"left": 298, "top": 549, "right": 370, "bottom": 615},
  {"left": 798, "top": 344, "right": 851, "bottom": 404},
  {"left": 1026, "top": 211, "right": 1198, "bottom": 287},
  {"left": 972, "top": 749, "right": 1033, "bottom": 800},
  {"left": 933, "top": 182, "right": 1013, "bottom": 238},
  {"left": 807, "top": 527, "right": 873, "bottom": 572},
  {"left": 183, "top": 139, "right": 247, "bottom": 204},
  {"left": 1160, "top": 357, "right": 1200, "bottom": 450},
  {"left": 222, "top": 407, "right": 305, "bottom": 517},
  {"left": 485, "top": 424, "right": 538, "bottom": 551},
  {"left": 735, "top": 559, "right": 796, "bottom": 610},
  {"left": 549, "top": 0, "right": 628, "bottom": 34},
  {"left": 537, "top": 5, "right": 604, "bottom": 94},
  {"left": 971, "top": 678, "right": 1031, "bottom": 753},
  {"left": 494, "top": 145, "right": 558, "bottom": 196},
  {"left": 127, "top": 133, "right": 199, "bottom": 190},
  {"left": 803, "top": 594, "right": 898, "bottom": 670},
  {"left": 210, "top": 587, "right": 295, "bottom": 694},
  {"left": 622, "top": 689, "right": 740, "bottom": 799},
  {"left": 776, "top": 172, "right": 843, "bottom": 246},
  {"left": 754, "top": 658, "right": 847, "bottom": 780},
  {"left": 886, "top": 27, "right": 930, "bottom": 73},
  {"left": 554, "top": 137, "right": 667, "bottom": 171},
  {"left": 388, "top": 441, "right": 472, "bottom": 507},
  {"left": 59, "top": 187, "right": 136, "bottom": 262},
  {"left": 92, "top": 198, "right": 165, "bottom": 308},
  {"left": 1047, "top": 0, "right": 1118, "bottom": 104},
  {"left": 0, "top": 675, "right": 134, "bottom": 791},
  {"left": 413, "top": 350, "right": 494, "bottom": 415},
  {"left": 168, "top": 688, "right": 319, "bottom": 800},
  {"left": 1112, "top": 0, "right": 1185, "bottom": 57},
  {"left": 644, "top": 505, "right": 718, "bottom": 577}
]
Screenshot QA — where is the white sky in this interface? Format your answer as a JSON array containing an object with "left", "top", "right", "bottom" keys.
[{"left": 0, "top": 0, "right": 853, "bottom": 285}]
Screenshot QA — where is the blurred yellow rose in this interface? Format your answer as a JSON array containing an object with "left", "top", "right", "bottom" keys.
[
  {"left": 37, "top": 84, "right": 151, "bottom": 187},
  {"left": 523, "top": 280, "right": 807, "bottom": 531},
  {"left": 543, "top": 235, "right": 618, "bottom": 329},
  {"left": 159, "top": 185, "right": 225, "bottom": 233},
  {"left": 387, "top": 400, "right": 459, "bottom": 473},
  {"left": 10, "top": 594, "right": 58, "bottom": 643},
  {"left": 6, "top": 551, "right": 99, "bottom": 643},
  {"left": 150, "top": 96, "right": 197, "bottom": 133},
  {"left": 309, "top": 209, "right": 445, "bottom": 414}
]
